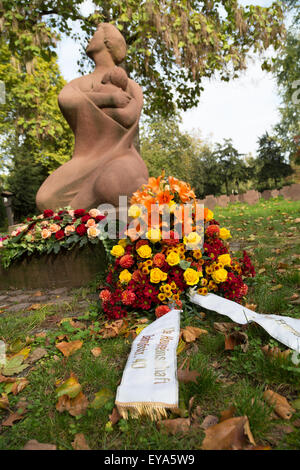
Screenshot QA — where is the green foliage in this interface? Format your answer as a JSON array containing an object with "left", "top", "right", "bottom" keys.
[
  {"left": 0, "top": 0, "right": 286, "bottom": 117},
  {"left": 255, "top": 132, "right": 294, "bottom": 190}
]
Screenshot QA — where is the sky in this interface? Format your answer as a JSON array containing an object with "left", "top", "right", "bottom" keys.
[{"left": 56, "top": 0, "right": 284, "bottom": 158}]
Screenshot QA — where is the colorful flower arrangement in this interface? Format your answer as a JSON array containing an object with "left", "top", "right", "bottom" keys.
[
  {"left": 0, "top": 208, "right": 106, "bottom": 268},
  {"left": 99, "top": 174, "right": 255, "bottom": 320}
]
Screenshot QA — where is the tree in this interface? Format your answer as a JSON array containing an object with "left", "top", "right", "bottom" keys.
[
  {"left": 211, "top": 139, "right": 248, "bottom": 195},
  {"left": 0, "top": 0, "right": 286, "bottom": 117},
  {"left": 256, "top": 132, "right": 294, "bottom": 190}
]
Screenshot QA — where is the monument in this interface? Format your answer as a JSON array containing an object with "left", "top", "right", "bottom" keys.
[{"left": 36, "top": 23, "right": 149, "bottom": 214}]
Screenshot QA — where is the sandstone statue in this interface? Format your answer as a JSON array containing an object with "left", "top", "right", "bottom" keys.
[{"left": 36, "top": 23, "right": 149, "bottom": 213}]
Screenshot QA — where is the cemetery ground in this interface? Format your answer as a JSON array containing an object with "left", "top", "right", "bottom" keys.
[{"left": 0, "top": 197, "right": 300, "bottom": 450}]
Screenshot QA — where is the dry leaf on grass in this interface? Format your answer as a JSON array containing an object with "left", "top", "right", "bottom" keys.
[
  {"left": 225, "top": 331, "right": 249, "bottom": 352},
  {"left": 100, "top": 319, "right": 129, "bottom": 338},
  {"left": 158, "top": 417, "right": 190, "bottom": 435},
  {"left": 181, "top": 326, "right": 208, "bottom": 343},
  {"left": 0, "top": 393, "right": 9, "bottom": 410},
  {"left": 56, "top": 391, "right": 88, "bottom": 417},
  {"left": 214, "top": 322, "right": 237, "bottom": 334},
  {"left": 11, "top": 378, "right": 29, "bottom": 395},
  {"left": 263, "top": 390, "right": 295, "bottom": 420},
  {"left": 27, "top": 347, "right": 47, "bottom": 364},
  {"left": 244, "top": 303, "right": 257, "bottom": 312},
  {"left": 91, "top": 347, "right": 102, "bottom": 357},
  {"left": 201, "top": 416, "right": 256, "bottom": 450},
  {"left": 56, "top": 340, "right": 83, "bottom": 358},
  {"left": 71, "top": 433, "right": 90, "bottom": 450},
  {"left": 23, "top": 440, "right": 56, "bottom": 450},
  {"left": 177, "top": 359, "right": 200, "bottom": 384},
  {"left": 200, "top": 415, "right": 219, "bottom": 430},
  {"left": 220, "top": 405, "right": 236, "bottom": 422},
  {"left": 270, "top": 284, "right": 283, "bottom": 292},
  {"left": 2, "top": 398, "right": 27, "bottom": 426}
]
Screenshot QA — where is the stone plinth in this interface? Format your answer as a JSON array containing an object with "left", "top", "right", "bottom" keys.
[
  {"left": 261, "top": 189, "right": 280, "bottom": 200},
  {"left": 279, "top": 184, "right": 300, "bottom": 201},
  {"left": 0, "top": 243, "right": 106, "bottom": 290}
]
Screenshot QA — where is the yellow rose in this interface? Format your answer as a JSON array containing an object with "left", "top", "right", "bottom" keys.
[
  {"left": 41, "top": 229, "right": 52, "bottom": 239},
  {"left": 89, "top": 208, "right": 100, "bottom": 218},
  {"left": 150, "top": 268, "right": 164, "bottom": 283},
  {"left": 219, "top": 228, "right": 231, "bottom": 240},
  {"left": 166, "top": 251, "right": 180, "bottom": 266},
  {"left": 218, "top": 254, "right": 231, "bottom": 266},
  {"left": 183, "top": 268, "right": 201, "bottom": 286},
  {"left": 86, "top": 218, "right": 96, "bottom": 227},
  {"left": 146, "top": 228, "right": 161, "bottom": 243},
  {"left": 205, "top": 209, "right": 214, "bottom": 222},
  {"left": 128, "top": 204, "right": 142, "bottom": 218},
  {"left": 118, "top": 239, "right": 127, "bottom": 248},
  {"left": 184, "top": 231, "right": 202, "bottom": 247},
  {"left": 212, "top": 268, "right": 228, "bottom": 283},
  {"left": 111, "top": 245, "right": 125, "bottom": 257},
  {"left": 137, "top": 244, "right": 152, "bottom": 258},
  {"left": 119, "top": 269, "right": 132, "bottom": 284},
  {"left": 65, "top": 225, "right": 75, "bottom": 236}
]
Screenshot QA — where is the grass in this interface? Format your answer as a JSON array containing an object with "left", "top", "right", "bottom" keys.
[{"left": 0, "top": 197, "right": 300, "bottom": 450}]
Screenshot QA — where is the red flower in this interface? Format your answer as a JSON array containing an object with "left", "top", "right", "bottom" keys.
[
  {"left": 153, "top": 253, "right": 165, "bottom": 268},
  {"left": 55, "top": 229, "right": 65, "bottom": 240},
  {"left": 135, "top": 239, "right": 149, "bottom": 250},
  {"left": 155, "top": 305, "right": 171, "bottom": 318},
  {"left": 43, "top": 209, "right": 54, "bottom": 218},
  {"left": 81, "top": 215, "right": 90, "bottom": 223},
  {"left": 162, "top": 230, "right": 180, "bottom": 246},
  {"left": 74, "top": 209, "right": 87, "bottom": 218},
  {"left": 205, "top": 224, "right": 220, "bottom": 237},
  {"left": 53, "top": 215, "right": 62, "bottom": 221},
  {"left": 76, "top": 224, "right": 87, "bottom": 236},
  {"left": 99, "top": 289, "right": 111, "bottom": 302},
  {"left": 119, "top": 254, "right": 134, "bottom": 269},
  {"left": 121, "top": 290, "right": 136, "bottom": 305},
  {"left": 95, "top": 215, "right": 106, "bottom": 222}
]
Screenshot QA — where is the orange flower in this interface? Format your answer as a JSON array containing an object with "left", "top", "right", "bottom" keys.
[
  {"left": 168, "top": 176, "right": 181, "bottom": 193},
  {"left": 156, "top": 190, "right": 173, "bottom": 205}
]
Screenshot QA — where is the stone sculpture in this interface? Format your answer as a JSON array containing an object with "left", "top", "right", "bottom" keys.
[{"left": 36, "top": 23, "right": 149, "bottom": 213}]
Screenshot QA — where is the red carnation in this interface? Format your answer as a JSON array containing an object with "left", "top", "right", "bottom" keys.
[
  {"left": 153, "top": 253, "right": 165, "bottom": 267},
  {"left": 81, "top": 215, "right": 90, "bottom": 223},
  {"left": 53, "top": 215, "right": 62, "bottom": 221},
  {"left": 155, "top": 305, "right": 171, "bottom": 318},
  {"left": 76, "top": 224, "right": 87, "bottom": 236},
  {"left": 74, "top": 209, "right": 87, "bottom": 218},
  {"left": 43, "top": 209, "right": 54, "bottom": 218},
  {"left": 55, "top": 229, "right": 65, "bottom": 240},
  {"left": 135, "top": 239, "right": 149, "bottom": 250},
  {"left": 205, "top": 224, "right": 220, "bottom": 237},
  {"left": 95, "top": 215, "right": 106, "bottom": 222},
  {"left": 99, "top": 289, "right": 111, "bottom": 303},
  {"left": 119, "top": 254, "right": 134, "bottom": 269},
  {"left": 121, "top": 290, "right": 136, "bottom": 306}
]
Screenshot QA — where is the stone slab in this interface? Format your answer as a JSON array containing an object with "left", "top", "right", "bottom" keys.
[{"left": 238, "top": 190, "right": 260, "bottom": 205}]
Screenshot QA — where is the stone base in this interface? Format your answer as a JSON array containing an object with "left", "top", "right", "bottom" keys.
[{"left": 0, "top": 243, "right": 107, "bottom": 290}]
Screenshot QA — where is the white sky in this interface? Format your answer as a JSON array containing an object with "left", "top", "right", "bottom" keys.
[{"left": 56, "top": 0, "right": 284, "bottom": 157}]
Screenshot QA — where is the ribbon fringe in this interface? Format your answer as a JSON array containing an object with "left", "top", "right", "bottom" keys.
[{"left": 116, "top": 402, "right": 177, "bottom": 421}]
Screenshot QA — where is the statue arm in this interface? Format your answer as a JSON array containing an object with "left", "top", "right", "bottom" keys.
[
  {"left": 104, "top": 82, "right": 143, "bottom": 128},
  {"left": 85, "top": 92, "right": 115, "bottom": 108}
]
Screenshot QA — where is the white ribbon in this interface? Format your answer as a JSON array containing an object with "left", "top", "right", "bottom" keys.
[
  {"left": 190, "top": 292, "right": 300, "bottom": 353},
  {"left": 116, "top": 309, "right": 180, "bottom": 420}
]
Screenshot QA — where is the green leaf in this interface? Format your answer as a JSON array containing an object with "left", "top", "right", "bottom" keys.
[
  {"left": 179, "top": 260, "right": 191, "bottom": 270},
  {"left": 1, "top": 356, "right": 29, "bottom": 376},
  {"left": 90, "top": 388, "right": 114, "bottom": 410}
]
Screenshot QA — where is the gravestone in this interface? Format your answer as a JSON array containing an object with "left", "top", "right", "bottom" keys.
[
  {"left": 279, "top": 184, "right": 300, "bottom": 201},
  {"left": 215, "top": 195, "right": 230, "bottom": 208},
  {"left": 203, "top": 195, "right": 217, "bottom": 210},
  {"left": 238, "top": 190, "right": 260, "bottom": 205},
  {"left": 261, "top": 189, "right": 280, "bottom": 200},
  {"left": 229, "top": 195, "right": 239, "bottom": 203}
]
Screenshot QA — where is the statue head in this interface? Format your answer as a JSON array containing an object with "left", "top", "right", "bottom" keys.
[{"left": 86, "top": 23, "right": 127, "bottom": 65}]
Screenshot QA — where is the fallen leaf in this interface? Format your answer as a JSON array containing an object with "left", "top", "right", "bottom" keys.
[
  {"left": 2, "top": 399, "right": 27, "bottom": 426},
  {"left": 270, "top": 284, "right": 283, "bottom": 292},
  {"left": 181, "top": 326, "right": 208, "bottom": 343},
  {"left": 56, "top": 391, "right": 88, "bottom": 416},
  {"left": 11, "top": 378, "right": 29, "bottom": 395},
  {"left": 1, "top": 355, "right": 29, "bottom": 376},
  {"left": 109, "top": 407, "right": 121, "bottom": 425},
  {"left": 220, "top": 405, "right": 236, "bottom": 422},
  {"left": 27, "top": 304, "right": 43, "bottom": 311},
  {"left": 0, "top": 375, "right": 15, "bottom": 383},
  {"left": 100, "top": 319, "right": 129, "bottom": 339},
  {"left": 289, "top": 293, "right": 299, "bottom": 301},
  {"left": 261, "top": 345, "right": 291, "bottom": 360},
  {"left": 56, "top": 340, "right": 83, "bottom": 358},
  {"left": 71, "top": 433, "right": 90, "bottom": 450},
  {"left": 214, "top": 322, "right": 237, "bottom": 334},
  {"left": 177, "top": 359, "right": 200, "bottom": 384},
  {"left": 27, "top": 347, "right": 47, "bottom": 364},
  {"left": 23, "top": 440, "right": 56, "bottom": 450},
  {"left": 90, "top": 388, "right": 114, "bottom": 410},
  {"left": 158, "top": 417, "right": 190, "bottom": 435},
  {"left": 176, "top": 338, "right": 186, "bottom": 355},
  {"left": 91, "top": 347, "right": 102, "bottom": 357},
  {"left": 225, "top": 331, "right": 249, "bottom": 352},
  {"left": 201, "top": 416, "right": 256, "bottom": 450},
  {"left": 200, "top": 415, "right": 219, "bottom": 430},
  {"left": 0, "top": 393, "right": 9, "bottom": 410},
  {"left": 56, "top": 374, "right": 82, "bottom": 399},
  {"left": 258, "top": 268, "right": 266, "bottom": 274},
  {"left": 263, "top": 390, "right": 295, "bottom": 420},
  {"left": 32, "top": 291, "right": 43, "bottom": 297}
]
